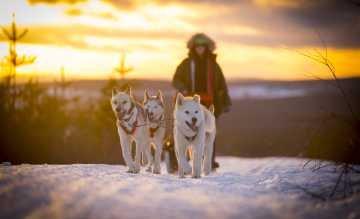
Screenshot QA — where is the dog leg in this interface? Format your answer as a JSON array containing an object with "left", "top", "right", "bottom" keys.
[
  {"left": 175, "top": 139, "right": 188, "bottom": 178},
  {"left": 192, "top": 135, "right": 205, "bottom": 178},
  {"left": 144, "top": 142, "right": 153, "bottom": 172},
  {"left": 192, "top": 146, "right": 203, "bottom": 178},
  {"left": 120, "top": 135, "right": 136, "bottom": 173},
  {"left": 133, "top": 140, "right": 142, "bottom": 173},
  {"left": 153, "top": 141, "right": 162, "bottom": 174},
  {"left": 183, "top": 149, "right": 192, "bottom": 175},
  {"left": 164, "top": 151, "right": 172, "bottom": 174},
  {"left": 141, "top": 146, "right": 148, "bottom": 166},
  {"left": 203, "top": 133, "right": 215, "bottom": 175}
]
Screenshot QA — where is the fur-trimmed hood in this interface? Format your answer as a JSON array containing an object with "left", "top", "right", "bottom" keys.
[{"left": 187, "top": 33, "right": 216, "bottom": 52}]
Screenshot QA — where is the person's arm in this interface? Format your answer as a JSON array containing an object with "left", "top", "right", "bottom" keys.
[
  {"left": 215, "top": 62, "right": 231, "bottom": 112},
  {"left": 172, "top": 59, "right": 188, "bottom": 94}
]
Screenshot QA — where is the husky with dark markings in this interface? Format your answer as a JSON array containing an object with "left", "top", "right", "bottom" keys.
[
  {"left": 143, "top": 90, "right": 166, "bottom": 174},
  {"left": 111, "top": 86, "right": 152, "bottom": 173}
]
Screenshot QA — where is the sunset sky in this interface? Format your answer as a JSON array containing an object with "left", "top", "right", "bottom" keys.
[{"left": 0, "top": 0, "right": 359, "bottom": 81}]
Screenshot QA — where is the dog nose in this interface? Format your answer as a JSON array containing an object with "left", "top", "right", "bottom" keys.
[
  {"left": 149, "top": 112, "right": 154, "bottom": 116},
  {"left": 192, "top": 117, "right": 197, "bottom": 124},
  {"left": 116, "top": 107, "right": 121, "bottom": 112}
]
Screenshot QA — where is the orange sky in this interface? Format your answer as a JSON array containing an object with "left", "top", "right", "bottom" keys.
[{"left": 0, "top": 0, "right": 359, "bottom": 81}]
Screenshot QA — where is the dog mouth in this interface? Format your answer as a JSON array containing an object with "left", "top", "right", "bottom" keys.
[
  {"left": 185, "top": 121, "right": 198, "bottom": 132},
  {"left": 147, "top": 113, "right": 155, "bottom": 120},
  {"left": 115, "top": 108, "right": 126, "bottom": 119},
  {"left": 146, "top": 110, "right": 161, "bottom": 121}
]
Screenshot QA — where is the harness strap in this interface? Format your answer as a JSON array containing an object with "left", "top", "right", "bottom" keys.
[
  {"left": 149, "top": 126, "right": 160, "bottom": 138},
  {"left": 190, "top": 60, "right": 195, "bottom": 93},
  {"left": 184, "top": 133, "right": 198, "bottom": 142},
  {"left": 127, "top": 101, "right": 135, "bottom": 114},
  {"left": 189, "top": 58, "right": 214, "bottom": 107},
  {"left": 179, "top": 125, "right": 198, "bottom": 142},
  {"left": 119, "top": 120, "right": 138, "bottom": 135},
  {"left": 118, "top": 101, "right": 138, "bottom": 135},
  {"left": 148, "top": 114, "right": 164, "bottom": 138}
]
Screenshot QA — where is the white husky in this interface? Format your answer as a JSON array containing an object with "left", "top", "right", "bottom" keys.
[
  {"left": 143, "top": 90, "right": 166, "bottom": 174},
  {"left": 111, "top": 86, "right": 152, "bottom": 173},
  {"left": 174, "top": 93, "right": 216, "bottom": 178}
]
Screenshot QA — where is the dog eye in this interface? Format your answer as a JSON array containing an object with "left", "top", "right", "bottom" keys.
[
  {"left": 122, "top": 100, "right": 127, "bottom": 104},
  {"left": 195, "top": 110, "right": 198, "bottom": 114},
  {"left": 185, "top": 110, "right": 189, "bottom": 114},
  {"left": 113, "top": 100, "right": 117, "bottom": 105}
]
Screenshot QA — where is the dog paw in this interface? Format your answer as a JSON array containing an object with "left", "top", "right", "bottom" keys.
[
  {"left": 178, "top": 169, "right": 185, "bottom": 178},
  {"left": 127, "top": 166, "right": 140, "bottom": 174},
  {"left": 126, "top": 169, "right": 135, "bottom": 173},
  {"left": 203, "top": 170, "right": 210, "bottom": 176},
  {"left": 192, "top": 174, "right": 201, "bottom": 179},
  {"left": 153, "top": 168, "right": 161, "bottom": 174},
  {"left": 203, "top": 167, "right": 211, "bottom": 176},
  {"left": 145, "top": 165, "right": 152, "bottom": 173},
  {"left": 183, "top": 164, "right": 192, "bottom": 175},
  {"left": 133, "top": 168, "right": 140, "bottom": 174}
]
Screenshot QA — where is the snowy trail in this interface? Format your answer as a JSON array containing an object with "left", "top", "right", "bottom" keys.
[{"left": 0, "top": 157, "right": 359, "bottom": 219}]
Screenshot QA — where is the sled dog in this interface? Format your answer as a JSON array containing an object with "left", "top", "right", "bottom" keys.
[
  {"left": 143, "top": 90, "right": 166, "bottom": 174},
  {"left": 173, "top": 93, "right": 216, "bottom": 178},
  {"left": 111, "top": 86, "right": 152, "bottom": 173}
]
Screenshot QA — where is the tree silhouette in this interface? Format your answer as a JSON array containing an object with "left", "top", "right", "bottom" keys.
[
  {"left": 113, "top": 52, "right": 133, "bottom": 80},
  {"left": 294, "top": 33, "right": 360, "bottom": 200},
  {"left": 1, "top": 14, "right": 36, "bottom": 86}
]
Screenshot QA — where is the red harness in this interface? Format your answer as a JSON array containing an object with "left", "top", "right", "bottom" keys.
[
  {"left": 118, "top": 103, "right": 138, "bottom": 135},
  {"left": 119, "top": 120, "right": 138, "bottom": 135},
  {"left": 149, "top": 126, "right": 159, "bottom": 138},
  {"left": 148, "top": 114, "right": 164, "bottom": 138}
]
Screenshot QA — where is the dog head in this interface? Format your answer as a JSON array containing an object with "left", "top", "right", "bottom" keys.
[
  {"left": 111, "top": 86, "right": 134, "bottom": 119},
  {"left": 175, "top": 93, "right": 204, "bottom": 132},
  {"left": 143, "top": 89, "right": 164, "bottom": 121}
]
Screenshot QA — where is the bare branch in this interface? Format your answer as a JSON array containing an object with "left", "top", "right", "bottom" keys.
[
  {"left": 1, "top": 27, "right": 11, "bottom": 39},
  {"left": 17, "top": 29, "right": 28, "bottom": 40}
]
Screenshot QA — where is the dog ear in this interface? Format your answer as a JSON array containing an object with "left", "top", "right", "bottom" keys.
[
  {"left": 193, "top": 94, "right": 201, "bottom": 103},
  {"left": 209, "top": 104, "right": 215, "bottom": 114},
  {"left": 157, "top": 90, "right": 164, "bottom": 102},
  {"left": 123, "top": 85, "right": 132, "bottom": 96},
  {"left": 112, "top": 87, "right": 119, "bottom": 96},
  {"left": 176, "top": 92, "right": 184, "bottom": 106},
  {"left": 144, "top": 89, "right": 150, "bottom": 102}
]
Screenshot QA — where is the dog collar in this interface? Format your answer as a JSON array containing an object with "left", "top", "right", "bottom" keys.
[
  {"left": 179, "top": 126, "right": 198, "bottom": 142},
  {"left": 118, "top": 101, "right": 138, "bottom": 135},
  {"left": 149, "top": 126, "right": 159, "bottom": 138},
  {"left": 184, "top": 133, "right": 197, "bottom": 142},
  {"left": 148, "top": 114, "right": 164, "bottom": 138},
  {"left": 119, "top": 120, "right": 138, "bottom": 135},
  {"left": 127, "top": 101, "right": 135, "bottom": 115}
]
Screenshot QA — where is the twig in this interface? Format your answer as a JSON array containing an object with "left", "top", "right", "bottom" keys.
[
  {"left": 294, "top": 184, "right": 327, "bottom": 201},
  {"left": 329, "top": 166, "right": 345, "bottom": 197}
]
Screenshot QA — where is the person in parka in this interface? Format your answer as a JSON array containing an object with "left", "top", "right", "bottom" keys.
[{"left": 172, "top": 33, "right": 232, "bottom": 169}]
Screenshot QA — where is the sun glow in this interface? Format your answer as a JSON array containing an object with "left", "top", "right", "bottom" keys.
[{"left": 0, "top": 0, "right": 359, "bottom": 81}]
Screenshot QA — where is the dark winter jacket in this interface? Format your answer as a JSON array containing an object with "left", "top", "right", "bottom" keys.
[{"left": 172, "top": 54, "right": 231, "bottom": 117}]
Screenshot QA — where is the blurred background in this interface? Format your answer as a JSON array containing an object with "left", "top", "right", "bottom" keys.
[{"left": 1, "top": 0, "right": 359, "bottom": 164}]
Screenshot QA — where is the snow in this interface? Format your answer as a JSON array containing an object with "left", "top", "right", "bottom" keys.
[
  {"left": 0, "top": 157, "right": 359, "bottom": 219},
  {"left": 229, "top": 85, "right": 308, "bottom": 99}
]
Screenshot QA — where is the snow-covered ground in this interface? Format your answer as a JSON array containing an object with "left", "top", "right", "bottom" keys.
[
  {"left": 1, "top": 157, "right": 359, "bottom": 219},
  {"left": 228, "top": 85, "right": 308, "bottom": 99}
]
